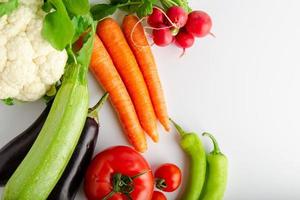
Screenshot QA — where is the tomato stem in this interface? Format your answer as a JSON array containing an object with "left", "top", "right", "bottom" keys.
[
  {"left": 102, "top": 191, "right": 115, "bottom": 200},
  {"left": 155, "top": 178, "right": 167, "bottom": 190},
  {"left": 102, "top": 170, "right": 151, "bottom": 200}
]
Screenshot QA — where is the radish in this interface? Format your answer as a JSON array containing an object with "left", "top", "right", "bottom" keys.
[
  {"left": 185, "top": 11, "right": 212, "bottom": 37},
  {"left": 175, "top": 29, "right": 195, "bottom": 49},
  {"left": 153, "top": 26, "right": 174, "bottom": 47},
  {"left": 148, "top": 8, "right": 165, "bottom": 28},
  {"left": 166, "top": 6, "right": 188, "bottom": 28}
]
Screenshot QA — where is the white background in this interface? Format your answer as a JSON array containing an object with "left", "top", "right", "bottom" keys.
[{"left": 1, "top": 0, "right": 300, "bottom": 199}]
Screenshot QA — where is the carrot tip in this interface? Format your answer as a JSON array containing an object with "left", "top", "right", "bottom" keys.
[
  {"left": 164, "top": 126, "right": 171, "bottom": 132},
  {"left": 149, "top": 131, "right": 159, "bottom": 143},
  {"left": 136, "top": 147, "right": 147, "bottom": 153}
]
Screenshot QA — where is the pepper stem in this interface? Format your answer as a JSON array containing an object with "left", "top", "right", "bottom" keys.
[
  {"left": 88, "top": 93, "right": 109, "bottom": 123},
  {"left": 202, "top": 132, "right": 221, "bottom": 154},
  {"left": 169, "top": 118, "right": 188, "bottom": 137}
]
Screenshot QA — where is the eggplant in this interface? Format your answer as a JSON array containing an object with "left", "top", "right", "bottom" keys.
[
  {"left": 0, "top": 102, "right": 52, "bottom": 186},
  {"left": 47, "top": 93, "right": 108, "bottom": 200},
  {"left": 0, "top": 93, "right": 108, "bottom": 200}
]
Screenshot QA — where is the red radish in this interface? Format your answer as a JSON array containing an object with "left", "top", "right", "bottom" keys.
[
  {"left": 185, "top": 10, "right": 212, "bottom": 37},
  {"left": 175, "top": 29, "right": 195, "bottom": 49},
  {"left": 148, "top": 8, "right": 165, "bottom": 28},
  {"left": 166, "top": 6, "right": 188, "bottom": 28},
  {"left": 153, "top": 26, "right": 174, "bottom": 47}
]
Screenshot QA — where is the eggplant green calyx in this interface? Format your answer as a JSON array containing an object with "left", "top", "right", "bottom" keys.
[
  {"left": 88, "top": 93, "right": 109, "bottom": 123},
  {"left": 202, "top": 132, "right": 222, "bottom": 155}
]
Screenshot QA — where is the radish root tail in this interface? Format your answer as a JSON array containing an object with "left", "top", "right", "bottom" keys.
[
  {"left": 130, "top": 16, "right": 175, "bottom": 48},
  {"left": 130, "top": 17, "right": 150, "bottom": 48},
  {"left": 209, "top": 32, "right": 216, "bottom": 38},
  {"left": 179, "top": 48, "right": 186, "bottom": 58}
]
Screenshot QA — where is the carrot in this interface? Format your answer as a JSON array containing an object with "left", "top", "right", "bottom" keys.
[
  {"left": 122, "top": 15, "right": 170, "bottom": 131},
  {"left": 97, "top": 18, "right": 159, "bottom": 142},
  {"left": 90, "top": 35, "right": 147, "bottom": 152}
]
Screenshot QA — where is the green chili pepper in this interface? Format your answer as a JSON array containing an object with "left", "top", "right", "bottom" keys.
[
  {"left": 170, "top": 119, "right": 206, "bottom": 200},
  {"left": 200, "top": 132, "right": 228, "bottom": 200}
]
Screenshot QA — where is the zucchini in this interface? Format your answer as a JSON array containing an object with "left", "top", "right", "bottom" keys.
[
  {"left": 3, "top": 63, "right": 89, "bottom": 200},
  {"left": 2, "top": 15, "right": 95, "bottom": 200}
]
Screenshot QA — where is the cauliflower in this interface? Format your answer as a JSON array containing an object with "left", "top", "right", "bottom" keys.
[{"left": 0, "top": 0, "right": 68, "bottom": 101}]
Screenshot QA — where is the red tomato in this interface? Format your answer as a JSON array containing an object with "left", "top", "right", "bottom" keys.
[
  {"left": 84, "top": 146, "right": 154, "bottom": 200},
  {"left": 154, "top": 163, "right": 182, "bottom": 192},
  {"left": 151, "top": 191, "right": 167, "bottom": 200}
]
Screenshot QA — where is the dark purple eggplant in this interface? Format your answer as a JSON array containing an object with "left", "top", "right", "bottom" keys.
[
  {"left": 0, "top": 94, "right": 108, "bottom": 199},
  {"left": 47, "top": 93, "right": 108, "bottom": 200},
  {"left": 0, "top": 102, "right": 52, "bottom": 186}
]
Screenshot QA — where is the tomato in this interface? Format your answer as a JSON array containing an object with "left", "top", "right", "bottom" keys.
[
  {"left": 154, "top": 163, "right": 182, "bottom": 192},
  {"left": 151, "top": 191, "right": 167, "bottom": 200},
  {"left": 84, "top": 146, "right": 154, "bottom": 200}
]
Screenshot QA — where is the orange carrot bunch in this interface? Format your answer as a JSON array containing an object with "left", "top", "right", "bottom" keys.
[
  {"left": 90, "top": 16, "right": 169, "bottom": 152},
  {"left": 122, "top": 15, "right": 170, "bottom": 132},
  {"left": 90, "top": 35, "right": 147, "bottom": 152}
]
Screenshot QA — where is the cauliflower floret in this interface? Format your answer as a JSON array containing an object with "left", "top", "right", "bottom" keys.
[{"left": 0, "top": 0, "right": 67, "bottom": 101}]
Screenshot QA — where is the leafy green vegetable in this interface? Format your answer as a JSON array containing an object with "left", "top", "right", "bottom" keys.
[
  {"left": 160, "top": 0, "right": 191, "bottom": 12},
  {"left": 173, "top": 0, "right": 191, "bottom": 12},
  {"left": 42, "top": 0, "right": 75, "bottom": 50},
  {"left": 119, "top": 0, "right": 156, "bottom": 17},
  {"left": 63, "top": 0, "right": 90, "bottom": 15},
  {"left": 41, "top": 1, "right": 53, "bottom": 12},
  {"left": 72, "top": 15, "right": 93, "bottom": 43},
  {"left": 91, "top": 0, "right": 157, "bottom": 20},
  {"left": 75, "top": 15, "right": 95, "bottom": 68},
  {"left": 1, "top": 97, "right": 14, "bottom": 106},
  {"left": 110, "top": 0, "right": 128, "bottom": 5},
  {"left": 0, "top": 0, "right": 18, "bottom": 17},
  {"left": 159, "top": 0, "right": 177, "bottom": 10},
  {"left": 135, "top": 0, "right": 156, "bottom": 18},
  {"left": 90, "top": 0, "right": 191, "bottom": 20},
  {"left": 44, "top": 14, "right": 94, "bottom": 103},
  {"left": 90, "top": 4, "right": 117, "bottom": 21}
]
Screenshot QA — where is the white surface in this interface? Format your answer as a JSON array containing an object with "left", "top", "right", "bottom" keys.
[{"left": 1, "top": 0, "right": 300, "bottom": 199}]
